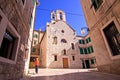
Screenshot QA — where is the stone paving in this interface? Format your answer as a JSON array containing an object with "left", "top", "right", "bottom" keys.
[{"left": 21, "top": 68, "right": 120, "bottom": 80}]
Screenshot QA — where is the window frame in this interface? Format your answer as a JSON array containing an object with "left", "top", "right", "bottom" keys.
[
  {"left": 53, "top": 36, "right": 57, "bottom": 44},
  {"left": 59, "top": 12, "right": 63, "bottom": 20},
  {"left": 0, "top": 22, "right": 20, "bottom": 64},
  {"left": 61, "top": 39, "right": 67, "bottom": 43},
  {"left": 100, "top": 17, "right": 120, "bottom": 60},
  {"left": 79, "top": 39, "right": 85, "bottom": 44},
  {"left": 71, "top": 43, "right": 75, "bottom": 49},
  {"left": 72, "top": 56, "right": 75, "bottom": 61},
  {"left": 54, "top": 55, "right": 57, "bottom": 61},
  {"left": 91, "top": 0, "right": 103, "bottom": 11},
  {"left": 22, "top": 0, "right": 25, "bottom": 5},
  {"left": 79, "top": 48, "right": 84, "bottom": 54}
]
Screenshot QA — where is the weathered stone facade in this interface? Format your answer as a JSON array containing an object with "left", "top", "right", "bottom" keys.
[
  {"left": 0, "top": 0, "right": 38, "bottom": 79},
  {"left": 40, "top": 10, "right": 96, "bottom": 69},
  {"left": 80, "top": 0, "right": 120, "bottom": 74}
]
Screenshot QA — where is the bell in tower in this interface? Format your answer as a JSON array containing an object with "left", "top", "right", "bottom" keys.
[
  {"left": 51, "top": 11, "right": 56, "bottom": 20},
  {"left": 51, "top": 10, "right": 66, "bottom": 22}
]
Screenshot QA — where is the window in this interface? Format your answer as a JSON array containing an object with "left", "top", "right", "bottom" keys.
[
  {"left": 79, "top": 48, "right": 84, "bottom": 54},
  {"left": 61, "top": 30, "right": 64, "bottom": 33},
  {"left": 80, "top": 46, "right": 94, "bottom": 55},
  {"left": 103, "top": 22, "right": 120, "bottom": 56},
  {"left": 54, "top": 55, "right": 57, "bottom": 61},
  {"left": 63, "top": 49, "right": 66, "bottom": 55},
  {"left": 87, "top": 47, "right": 91, "bottom": 54},
  {"left": 52, "top": 14, "right": 55, "bottom": 20},
  {"left": 34, "top": 40, "right": 37, "bottom": 45},
  {"left": 53, "top": 36, "right": 57, "bottom": 44},
  {"left": 0, "top": 31, "right": 15, "bottom": 60},
  {"left": 59, "top": 12, "right": 63, "bottom": 20},
  {"left": 72, "top": 56, "right": 75, "bottom": 61},
  {"left": 90, "top": 58, "right": 96, "bottom": 64},
  {"left": 61, "top": 39, "right": 67, "bottom": 43},
  {"left": 22, "top": 0, "right": 25, "bottom": 5},
  {"left": 90, "top": 46, "right": 94, "bottom": 53},
  {"left": 31, "top": 47, "right": 36, "bottom": 52},
  {"left": 33, "top": 34, "right": 38, "bottom": 38},
  {"left": 91, "top": 0, "right": 103, "bottom": 10},
  {"left": 71, "top": 43, "right": 75, "bottom": 49},
  {"left": 87, "top": 46, "right": 94, "bottom": 53},
  {"left": 84, "top": 48, "right": 87, "bottom": 54},
  {"left": 79, "top": 40, "right": 85, "bottom": 44},
  {"left": 86, "top": 37, "right": 91, "bottom": 43},
  {"left": 0, "top": 27, "right": 20, "bottom": 61}
]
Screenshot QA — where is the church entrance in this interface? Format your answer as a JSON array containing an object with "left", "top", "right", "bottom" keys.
[{"left": 63, "top": 58, "right": 69, "bottom": 68}]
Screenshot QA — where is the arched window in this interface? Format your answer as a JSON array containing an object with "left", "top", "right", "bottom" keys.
[
  {"left": 63, "top": 49, "right": 66, "bottom": 55},
  {"left": 52, "top": 14, "right": 55, "bottom": 20},
  {"left": 71, "top": 43, "right": 75, "bottom": 49},
  {"left": 61, "top": 39, "right": 67, "bottom": 43},
  {"left": 53, "top": 36, "right": 57, "bottom": 44},
  {"left": 61, "top": 30, "right": 64, "bottom": 33},
  {"left": 59, "top": 12, "right": 63, "bottom": 20},
  {"left": 54, "top": 55, "right": 57, "bottom": 61}
]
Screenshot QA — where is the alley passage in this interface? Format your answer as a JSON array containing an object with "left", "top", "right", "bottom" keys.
[{"left": 21, "top": 69, "right": 120, "bottom": 80}]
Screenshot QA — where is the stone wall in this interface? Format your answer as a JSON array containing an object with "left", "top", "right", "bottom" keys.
[
  {"left": 0, "top": 0, "right": 34, "bottom": 79},
  {"left": 80, "top": 0, "right": 120, "bottom": 74}
]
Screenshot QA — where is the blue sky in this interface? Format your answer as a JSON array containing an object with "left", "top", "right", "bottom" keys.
[{"left": 34, "top": 0, "right": 88, "bottom": 36}]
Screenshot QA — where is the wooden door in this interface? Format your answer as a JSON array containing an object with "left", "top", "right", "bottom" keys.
[{"left": 63, "top": 58, "right": 69, "bottom": 68}]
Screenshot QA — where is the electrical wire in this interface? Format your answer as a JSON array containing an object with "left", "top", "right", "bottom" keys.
[{"left": 36, "top": 8, "right": 84, "bottom": 16}]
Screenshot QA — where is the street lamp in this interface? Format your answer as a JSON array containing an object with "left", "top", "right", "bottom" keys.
[{"left": 81, "top": 27, "right": 89, "bottom": 35}]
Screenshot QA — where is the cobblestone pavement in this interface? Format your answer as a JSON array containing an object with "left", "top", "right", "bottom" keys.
[{"left": 21, "top": 68, "right": 120, "bottom": 80}]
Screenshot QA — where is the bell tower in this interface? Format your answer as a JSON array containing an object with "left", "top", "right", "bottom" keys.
[{"left": 51, "top": 10, "right": 66, "bottom": 22}]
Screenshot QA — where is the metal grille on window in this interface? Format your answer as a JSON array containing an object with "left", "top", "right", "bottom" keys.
[{"left": 103, "top": 22, "right": 120, "bottom": 56}]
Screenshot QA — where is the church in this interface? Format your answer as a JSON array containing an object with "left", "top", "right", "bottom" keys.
[{"left": 32, "top": 10, "right": 96, "bottom": 69}]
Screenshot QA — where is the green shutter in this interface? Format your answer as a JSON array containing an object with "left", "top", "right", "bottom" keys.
[
  {"left": 79, "top": 40, "right": 81, "bottom": 44},
  {"left": 89, "top": 37, "right": 91, "bottom": 42},
  {"left": 79, "top": 40, "right": 85, "bottom": 44},
  {"left": 80, "top": 48, "right": 83, "bottom": 54},
  {"left": 87, "top": 47, "right": 91, "bottom": 54},
  {"left": 90, "top": 46, "right": 94, "bottom": 53},
  {"left": 82, "top": 40, "right": 85, "bottom": 44},
  {"left": 84, "top": 48, "right": 87, "bottom": 54}
]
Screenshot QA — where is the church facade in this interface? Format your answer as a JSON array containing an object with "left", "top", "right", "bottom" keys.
[{"left": 39, "top": 10, "right": 96, "bottom": 68}]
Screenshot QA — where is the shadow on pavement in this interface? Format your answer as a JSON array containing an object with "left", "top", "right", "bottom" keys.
[{"left": 26, "top": 71, "right": 120, "bottom": 80}]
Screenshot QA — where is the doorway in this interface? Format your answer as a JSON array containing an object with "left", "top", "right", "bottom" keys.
[
  {"left": 63, "top": 58, "right": 69, "bottom": 68},
  {"left": 81, "top": 59, "right": 90, "bottom": 69},
  {"left": 85, "top": 60, "right": 90, "bottom": 68}
]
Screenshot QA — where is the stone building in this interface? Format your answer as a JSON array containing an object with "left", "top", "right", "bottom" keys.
[
  {"left": 40, "top": 10, "right": 96, "bottom": 69},
  {"left": 80, "top": 0, "right": 120, "bottom": 74},
  {"left": 30, "top": 30, "right": 44, "bottom": 68},
  {"left": 0, "top": 0, "right": 38, "bottom": 79},
  {"left": 76, "top": 35, "right": 96, "bottom": 69}
]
